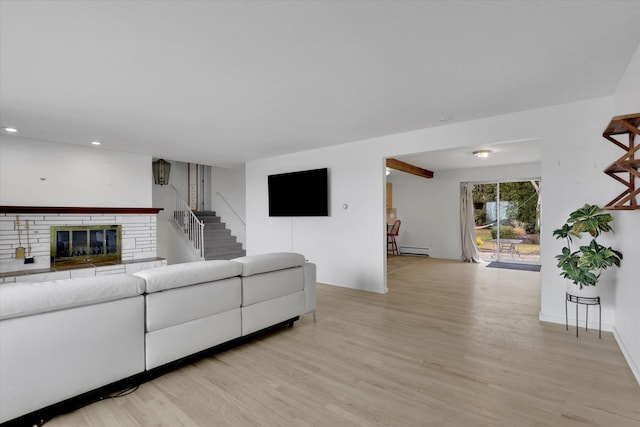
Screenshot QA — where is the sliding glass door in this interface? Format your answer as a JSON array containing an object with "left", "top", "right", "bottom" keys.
[{"left": 473, "top": 180, "right": 540, "bottom": 264}]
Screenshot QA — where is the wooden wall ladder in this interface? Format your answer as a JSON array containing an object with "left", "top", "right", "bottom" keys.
[{"left": 602, "top": 113, "right": 640, "bottom": 210}]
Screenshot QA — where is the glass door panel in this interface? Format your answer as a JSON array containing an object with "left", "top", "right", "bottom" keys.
[
  {"left": 498, "top": 181, "right": 540, "bottom": 264},
  {"left": 473, "top": 183, "right": 498, "bottom": 261},
  {"left": 56, "top": 231, "right": 70, "bottom": 257},
  {"left": 71, "top": 230, "right": 87, "bottom": 257},
  {"left": 90, "top": 230, "right": 104, "bottom": 255},
  {"left": 106, "top": 229, "right": 118, "bottom": 254},
  {"left": 473, "top": 180, "right": 541, "bottom": 264}
]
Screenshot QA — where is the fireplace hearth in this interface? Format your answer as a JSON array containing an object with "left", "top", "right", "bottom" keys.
[{"left": 51, "top": 225, "right": 121, "bottom": 266}]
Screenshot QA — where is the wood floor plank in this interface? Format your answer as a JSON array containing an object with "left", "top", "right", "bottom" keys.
[{"left": 45, "top": 257, "right": 640, "bottom": 426}]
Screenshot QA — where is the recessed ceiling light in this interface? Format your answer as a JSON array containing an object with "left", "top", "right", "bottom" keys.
[
  {"left": 473, "top": 150, "right": 492, "bottom": 159},
  {"left": 91, "top": 141, "right": 101, "bottom": 146},
  {"left": 2, "top": 127, "right": 18, "bottom": 133}
]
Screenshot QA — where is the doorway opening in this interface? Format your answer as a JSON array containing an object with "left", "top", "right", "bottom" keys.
[{"left": 472, "top": 179, "right": 541, "bottom": 264}]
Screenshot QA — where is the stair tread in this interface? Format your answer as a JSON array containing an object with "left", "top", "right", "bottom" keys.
[
  {"left": 201, "top": 218, "right": 222, "bottom": 224},
  {"left": 195, "top": 212, "right": 218, "bottom": 218},
  {"left": 204, "top": 235, "right": 233, "bottom": 240},
  {"left": 205, "top": 242, "right": 243, "bottom": 249},
  {"left": 174, "top": 209, "right": 244, "bottom": 261},
  {"left": 203, "top": 228, "right": 231, "bottom": 234},
  {"left": 205, "top": 244, "right": 243, "bottom": 250}
]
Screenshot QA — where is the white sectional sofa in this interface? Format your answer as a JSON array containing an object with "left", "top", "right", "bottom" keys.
[
  {"left": 234, "top": 252, "right": 316, "bottom": 335},
  {"left": 0, "top": 253, "right": 316, "bottom": 426},
  {"left": 0, "top": 274, "right": 146, "bottom": 426},
  {"left": 138, "top": 260, "right": 244, "bottom": 370}
]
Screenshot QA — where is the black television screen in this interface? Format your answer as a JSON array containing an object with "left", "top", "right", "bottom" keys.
[{"left": 268, "top": 168, "right": 329, "bottom": 216}]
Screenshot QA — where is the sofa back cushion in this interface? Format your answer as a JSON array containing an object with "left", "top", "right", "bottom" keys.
[
  {"left": 0, "top": 274, "right": 145, "bottom": 320},
  {"left": 145, "top": 277, "right": 241, "bottom": 332},
  {"left": 232, "top": 252, "right": 305, "bottom": 276},
  {"left": 241, "top": 267, "right": 304, "bottom": 306},
  {"left": 135, "top": 260, "right": 242, "bottom": 293}
]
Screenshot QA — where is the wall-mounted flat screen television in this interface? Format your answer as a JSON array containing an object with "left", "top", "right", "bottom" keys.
[{"left": 268, "top": 168, "right": 329, "bottom": 216}]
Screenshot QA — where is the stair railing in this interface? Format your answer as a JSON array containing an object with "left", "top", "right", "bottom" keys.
[{"left": 170, "top": 185, "right": 205, "bottom": 259}]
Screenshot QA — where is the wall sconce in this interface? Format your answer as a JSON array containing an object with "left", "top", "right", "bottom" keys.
[
  {"left": 473, "top": 150, "right": 492, "bottom": 159},
  {"left": 152, "top": 159, "right": 171, "bottom": 185}
]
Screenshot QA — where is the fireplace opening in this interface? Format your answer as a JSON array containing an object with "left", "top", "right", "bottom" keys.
[{"left": 51, "top": 225, "right": 121, "bottom": 266}]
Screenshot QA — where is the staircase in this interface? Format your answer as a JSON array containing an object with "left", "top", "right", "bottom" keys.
[{"left": 195, "top": 211, "right": 246, "bottom": 260}]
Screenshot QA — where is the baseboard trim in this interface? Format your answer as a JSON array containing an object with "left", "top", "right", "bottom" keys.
[
  {"left": 612, "top": 326, "right": 640, "bottom": 386},
  {"left": 399, "top": 246, "right": 429, "bottom": 256},
  {"left": 538, "top": 311, "right": 613, "bottom": 332}
]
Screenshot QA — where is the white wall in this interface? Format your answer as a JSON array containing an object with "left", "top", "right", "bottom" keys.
[
  {"left": 246, "top": 144, "right": 387, "bottom": 292},
  {"left": 246, "top": 97, "right": 616, "bottom": 298},
  {"left": 152, "top": 160, "right": 190, "bottom": 222},
  {"left": 613, "top": 44, "right": 640, "bottom": 116},
  {"left": 0, "top": 136, "right": 151, "bottom": 207},
  {"left": 151, "top": 160, "right": 194, "bottom": 264},
  {"left": 387, "top": 162, "right": 541, "bottom": 260},
  {"left": 156, "top": 219, "right": 201, "bottom": 264},
  {"left": 612, "top": 43, "right": 640, "bottom": 384}
]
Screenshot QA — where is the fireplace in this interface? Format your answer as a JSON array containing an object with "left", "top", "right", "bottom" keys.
[{"left": 50, "top": 225, "right": 122, "bottom": 266}]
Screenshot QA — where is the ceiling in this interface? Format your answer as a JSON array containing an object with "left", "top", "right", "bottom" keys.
[
  {"left": 392, "top": 138, "right": 542, "bottom": 174},
  {"left": 1, "top": 1, "right": 639, "bottom": 169}
]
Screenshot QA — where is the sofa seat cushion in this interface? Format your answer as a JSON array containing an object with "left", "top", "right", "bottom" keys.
[
  {"left": 233, "top": 252, "right": 305, "bottom": 277},
  {"left": 145, "top": 277, "right": 241, "bottom": 332},
  {"left": 241, "top": 267, "right": 304, "bottom": 306},
  {"left": 135, "top": 260, "right": 242, "bottom": 293},
  {"left": 0, "top": 274, "right": 145, "bottom": 321}
]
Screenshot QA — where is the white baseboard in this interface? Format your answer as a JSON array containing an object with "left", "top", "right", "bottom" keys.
[
  {"left": 538, "top": 312, "right": 613, "bottom": 332},
  {"left": 612, "top": 326, "right": 640, "bottom": 386},
  {"left": 399, "top": 246, "right": 429, "bottom": 256}
]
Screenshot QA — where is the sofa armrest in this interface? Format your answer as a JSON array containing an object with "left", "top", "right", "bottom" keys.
[{"left": 303, "top": 262, "right": 317, "bottom": 315}]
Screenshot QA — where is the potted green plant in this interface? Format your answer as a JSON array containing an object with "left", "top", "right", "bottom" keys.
[{"left": 553, "top": 204, "right": 623, "bottom": 297}]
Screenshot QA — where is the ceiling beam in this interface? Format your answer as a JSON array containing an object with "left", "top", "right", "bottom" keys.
[{"left": 386, "top": 158, "right": 434, "bottom": 179}]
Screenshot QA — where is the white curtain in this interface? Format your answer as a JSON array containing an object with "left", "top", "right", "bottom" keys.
[{"left": 460, "top": 183, "right": 480, "bottom": 263}]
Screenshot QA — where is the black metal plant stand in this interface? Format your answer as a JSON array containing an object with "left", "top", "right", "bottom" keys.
[{"left": 565, "top": 292, "right": 601, "bottom": 338}]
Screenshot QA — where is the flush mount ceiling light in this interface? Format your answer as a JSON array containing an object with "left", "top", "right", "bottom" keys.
[
  {"left": 473, "top": 150, "right": 492, "bottom": 159},
  {"left": 2, "top": 127, "right": 18, "bottom": 133},
  {"left": 91, "top": 141, "right": 101, "bottom": 146}
]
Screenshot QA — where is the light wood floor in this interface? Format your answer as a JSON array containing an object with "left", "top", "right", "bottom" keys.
[{"left": 47, "top": 257, "right": 640, "bottom": 426}]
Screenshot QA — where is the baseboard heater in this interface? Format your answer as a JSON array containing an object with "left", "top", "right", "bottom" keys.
[{"left": 399, "top": 246, "right": 429, "bottom": 256}]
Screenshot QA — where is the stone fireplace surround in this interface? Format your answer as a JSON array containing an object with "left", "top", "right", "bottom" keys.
[{"left": 0, "top": 206, "right": 166, "bottom": 283}]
